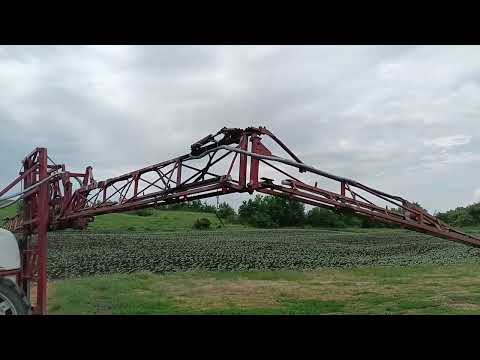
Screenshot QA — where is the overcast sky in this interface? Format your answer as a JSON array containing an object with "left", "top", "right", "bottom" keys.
[{"left": 1, "top": 45, "right": 479, "bottom": 213}]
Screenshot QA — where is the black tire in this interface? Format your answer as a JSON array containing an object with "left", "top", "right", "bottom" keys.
[{"left": 0, "top": 280, "right": 30, "bottom": 315}]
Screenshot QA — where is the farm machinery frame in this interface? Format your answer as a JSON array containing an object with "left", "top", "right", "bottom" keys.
[{"left": 1, "top": 126, "right": 479, "bottom": 315}]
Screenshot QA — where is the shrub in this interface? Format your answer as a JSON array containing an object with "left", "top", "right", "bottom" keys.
[
  {"left": 193, "top": 218, "right": 211, "bottom": 230},
  {"left": 132, "top": 208, "right": 154, "bottom": 217}
]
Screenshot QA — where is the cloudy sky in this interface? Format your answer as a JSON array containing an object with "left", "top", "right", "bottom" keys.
[{"left": 1, "top": 45, "right": 479, "bottom": 213}]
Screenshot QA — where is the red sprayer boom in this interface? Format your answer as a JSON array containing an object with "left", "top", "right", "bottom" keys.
[{"left": 1, "top": 126, "right": 479, "bottom": 314}]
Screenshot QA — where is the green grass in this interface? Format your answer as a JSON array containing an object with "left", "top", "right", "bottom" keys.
[
  {"left": 2, "top": 203, "right": 247, "bottom": 232},
  {"left": 75, "top": 209, "right": 246, "bottom": 232},
  {"left": 0, "top": 204, "right": 16, "bottom": 223},
  {"left": 47, "top": 264, "right": 480, "bottom": 314}
]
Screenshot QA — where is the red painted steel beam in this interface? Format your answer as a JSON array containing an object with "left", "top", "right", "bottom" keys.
[
  {"left": 34, "top": 148, "right": 49, "bottom": 315},
  {"left": 257, "top": 185, "right": 480, "bottom": 248},
  {"left": 238, "top": 134, "right": 248, "bottom": 188},
  {"left": 0, "top": 164, "right": 38, "bottom": 198}
]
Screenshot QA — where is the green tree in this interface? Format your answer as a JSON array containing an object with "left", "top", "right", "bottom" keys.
[
  {"left": 164, "top": 200, "right": 216, "bottom": 213},
  {"left": 435, "top": 202, "right": 480, "bottom": 227},
  {"left": 238, "top": 195, "right": 305, "bottom": 228},
  {"left": 238, "top": 195, "right": 264, "bottom": 225},
  {"left": 306, "top": 206, "right": 396, "bottom": 229},
  {"left": 307, "top": 207, "right": 338, "bottom": 227},
  {"left": 216, "top": 202, "right": 236, "bottom": 220}
]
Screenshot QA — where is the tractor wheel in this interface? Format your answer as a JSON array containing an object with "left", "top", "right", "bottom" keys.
[{"left": 0, "top": 280, "right": 30, "bottom": 315}]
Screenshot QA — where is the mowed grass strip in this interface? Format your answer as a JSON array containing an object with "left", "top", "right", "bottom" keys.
[{"left": 48, "top": 264, "right": 480, "bottom": 315}]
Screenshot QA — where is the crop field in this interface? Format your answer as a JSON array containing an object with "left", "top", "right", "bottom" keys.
[{"left": 47, "top": 228, "right": 480, "bottom": 279}]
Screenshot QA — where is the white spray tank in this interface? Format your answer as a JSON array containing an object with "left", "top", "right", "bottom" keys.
[{"left": 0, "top": 228, "right": 21, "bottom": 273}]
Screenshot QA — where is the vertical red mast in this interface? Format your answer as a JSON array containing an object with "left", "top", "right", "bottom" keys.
[{"left": 35, "top": 148, "right": 49, "bottom": 315}]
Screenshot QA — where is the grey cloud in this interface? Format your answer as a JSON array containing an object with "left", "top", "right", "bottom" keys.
[
  {"left": 1, "top": 45, "right": 480, "bottom": 213},
  {"left": 474, "top": 189, "right": 480, "bottom": 203},
  {"left": 424, "top": 135, "right": 472, "bottom": 148}
]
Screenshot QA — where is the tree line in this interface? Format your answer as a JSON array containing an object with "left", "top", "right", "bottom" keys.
[
  {"left": 172, "top": 196, "right": 480, "bottom": 229},
  {"left": 435, "top": 203, "right": 480, "bottom": 227},
  {"left": 236, "top": 195, "right": 399, "bottom": 228},
  {"left": 153, "top": 195, "right": 401, "bottom": 229},
  {"left": 235, "top": 196, "right": 480, "bottom": 229}
]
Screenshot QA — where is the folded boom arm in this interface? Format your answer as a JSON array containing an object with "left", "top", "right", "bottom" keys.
[{"left": 1, "top": 126, "right": 479, "bottom": 314}]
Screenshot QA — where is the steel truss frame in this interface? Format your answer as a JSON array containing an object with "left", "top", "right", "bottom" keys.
[{"left": 1, "top": 126, "right": 479, "bottom": 314}]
